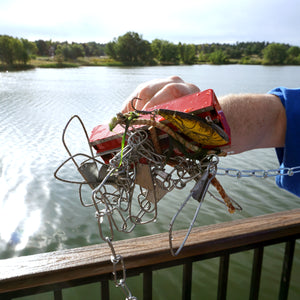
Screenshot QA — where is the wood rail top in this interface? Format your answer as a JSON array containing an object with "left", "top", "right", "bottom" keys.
[{"left": 1, "top": 209, "right": 300, "bottom": 293}]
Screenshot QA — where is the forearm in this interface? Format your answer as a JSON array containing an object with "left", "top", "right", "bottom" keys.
[
  {"left": 121, "top": 76, "right": 287, "bottom": 155},
  {"left": 219, "top": 93, "right": 286, "bottom": 154}
]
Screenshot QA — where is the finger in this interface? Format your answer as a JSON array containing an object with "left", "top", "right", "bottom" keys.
[
  {"left": 143, "top": 82, "right": 200, "bottom": 110},
  {"left": 121, "top": 76, "right": 184, "bottom": 113},
  {"left": 137, "top": 76, "right": 184, "bottom": 100}
]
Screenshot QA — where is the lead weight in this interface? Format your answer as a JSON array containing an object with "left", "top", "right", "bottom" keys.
[{"left": 135, "top": 163, "right": 155, "bottom": 191}]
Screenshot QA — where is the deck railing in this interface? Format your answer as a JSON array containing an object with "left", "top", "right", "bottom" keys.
[{"left": 0, "top": 209, "right": 299, "bottom": 300}]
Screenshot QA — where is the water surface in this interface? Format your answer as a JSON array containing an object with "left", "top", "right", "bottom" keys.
[{"left": 0, "top": 65, "right": 299, "bottom": 299}]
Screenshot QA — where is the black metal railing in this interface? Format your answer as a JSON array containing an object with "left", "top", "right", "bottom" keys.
[{"left": 1, "top": 209, "right": 299, "bottom": 300}]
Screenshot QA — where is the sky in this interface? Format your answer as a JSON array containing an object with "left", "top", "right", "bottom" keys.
[{"left": 0, "top": 0, "right": 299, "bottom": 45}]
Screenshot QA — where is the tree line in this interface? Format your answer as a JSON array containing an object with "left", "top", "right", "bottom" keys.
[
  {"left": 1, "top": 32, "right": 300, "bottom": 67},
  {"left": 105, "top": 32, "right": 300, "bottom": 65},
  {"left": 0, "top": 35, "right": 105, "bottom": 67},
  {"left": 0, "top": 35, "right": 37, "bottom": 65}
]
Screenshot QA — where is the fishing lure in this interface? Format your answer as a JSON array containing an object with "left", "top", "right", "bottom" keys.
[
  {"left": 131, "top": 97, "right": 229, "bottom": 147},
  {"left": 110, "top": 99, "right": 240, "bottom": 214},
  {"left": 110, "top": 113, "right": 200, "bottom": 153}
]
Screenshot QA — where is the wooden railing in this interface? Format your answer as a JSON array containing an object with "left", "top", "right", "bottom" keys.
[{"left": 0, "top": 209, "right": 300, "bottom": 300}]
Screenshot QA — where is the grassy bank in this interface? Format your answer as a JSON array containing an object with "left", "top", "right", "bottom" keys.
[
  {"left": 31, "top": 54, "right": 263, "bottom": 67},
  {"left": 30, "top": 56, "right": 124, "bottom": 68},
  {"left": 0, "top": 57, "right": 124, "bottom": 71},
  {"left": 0, "top": 54, "right": 265, "bottom": 71},
  {"left": 0, "top": 64, "right": 35, "bottom": 72}
]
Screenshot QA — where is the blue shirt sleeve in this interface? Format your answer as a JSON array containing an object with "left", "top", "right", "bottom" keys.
[{"left": 268, "top": 87, "right": 300, "bottom": 197}]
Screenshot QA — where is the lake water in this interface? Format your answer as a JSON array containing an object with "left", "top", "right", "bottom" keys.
[{"left": 0, "top": 65, "right": 300, "bottom": 299}]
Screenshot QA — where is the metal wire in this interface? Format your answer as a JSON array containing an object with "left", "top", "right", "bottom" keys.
[{"left": 54, "top": 115, "right": 237, "bottom": 299}]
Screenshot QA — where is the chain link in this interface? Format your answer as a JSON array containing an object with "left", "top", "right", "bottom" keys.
[
  {"left": 88, "top": 129, "right": 215, "bottom": 299},
  {"left": 105, "top": 237, "right": 137, "bottom": 300},
  {"left": 217, "top": 166, "right": 300, "bottom": 178},
  {"left": 58, "top": 115, "right": 296, "bottom": 299}
]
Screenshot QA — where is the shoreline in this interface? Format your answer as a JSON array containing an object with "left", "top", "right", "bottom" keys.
[{"left": 1, "top": 55, "right": 299, "bottom": 72}]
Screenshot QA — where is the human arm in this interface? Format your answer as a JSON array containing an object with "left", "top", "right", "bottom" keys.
[
  {"left": 219, "top": 93, "right": 286, "bottom": 154},
  {"left": 121, "top": 76, "right": 286, "bottom": 155}
]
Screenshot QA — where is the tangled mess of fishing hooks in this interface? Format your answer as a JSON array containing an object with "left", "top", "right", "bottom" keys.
[
  {"left": 55, "top": 93, "right": 242, "bottom": 298},
  {"left": 55, "top": 113, "right": 241, "bottom": 255}
]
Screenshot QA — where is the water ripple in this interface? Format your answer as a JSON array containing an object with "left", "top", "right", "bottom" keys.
[{"left": 1, "top": 66, "right": 300, "bottom": 297}]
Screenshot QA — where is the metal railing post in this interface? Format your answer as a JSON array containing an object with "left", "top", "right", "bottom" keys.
[
  {"left": 278, "top": 239, "right": 296, "bottom": 300},
  {"left": 182, "top": 260, "right": 193, "bottom": 300},
  {"left": 143, "top": 270, "right": 153, "bottom": 300},
  {"left": 217, "top": 253, "right": 230, "bottom": 300},
  {"left": 249, "top": 247, "right": 264, "bottom": 300}
]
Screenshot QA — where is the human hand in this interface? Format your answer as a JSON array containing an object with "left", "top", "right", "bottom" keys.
[{"left": 121, "top": 76, "right": 200, "bottom": 113}]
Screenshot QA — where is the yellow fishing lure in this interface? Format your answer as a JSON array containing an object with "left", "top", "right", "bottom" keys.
[{"left": 156, "top": 109, "right": 229, "bottom": 146}]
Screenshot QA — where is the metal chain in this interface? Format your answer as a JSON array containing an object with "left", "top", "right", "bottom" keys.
[
  {"left": 106, "top": 237, "right": 137, "bottom": 300},
  {"left": 55, "top": 116, "right": 242, "bottom": 299},
  {"left": 217, "top": 166, "right": 300, "bottom": 178},
  {"left": 90, "top": 129, "right": 216, "bottom": 298}
]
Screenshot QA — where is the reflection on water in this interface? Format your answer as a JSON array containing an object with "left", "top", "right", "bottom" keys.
[{"left": 1, "top": 66, "right": 300, "bottom": 299}]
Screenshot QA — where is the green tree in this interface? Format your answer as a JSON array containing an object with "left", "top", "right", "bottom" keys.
[
  {"left": 287, "top": 46, "right": 300, "bottom": 57},
  {"left": 12, "top": 38, "right": 26, "bottom": 64},
  {"left": 151, "top": 39, "right": 162, "bottom": 59},
  {"left": 83, "top": 42, "right": 105, "bottom": 56},
  {"left": 58, "top": 43, "right": 85, "bottom": 60},
  {"left": 179, "top": 43, "right": 196, "bottom": 64},
  {"left": 225, "top": 45, "right": 242, "bottom": 59},
  {"left": 21, "top": 39, "right": 38, "bottom": 62},
  {"left": 116, "top": 32, "right": 140, "bottom": 63},
  {"left": 151, "top": 39, "right": 179, "bottom": 64},
  {"left": 263, "top": 43, "right": 288, "bottom": 65},
  {"left": 105, "top": 40, "right": 117, "bottom": 60},
  {"left": 136, "top": 40, "right": 153, "bottom": 64},
  {"left": 105, "top": 32, "right": 153, "bottom": 65},
  {"left": 198, "top": 51, "right": 207, "bottom": 63},
  {"left": 55, "top": 45, "right": 64, "bottom": 64},
  {"left": 69, "top": 43, "right": 85, "bottom": 59},
  {"left": 0, "top": 35, "right": 33, "bottom": 65},
  {"left": 61, "top": 44, "right": 71, "bottom": 60},
  {"left": 35, "top": 39, "right": 51, "bottom": 56},
  {"left": 0, "top": 35, "right": 14, "bottom": 65},
  {"left": 209, "top": 50, "right": 228, "bottom": 64},
  {"left": 286, "top": 46, "right": 300, "bottom": 64}
]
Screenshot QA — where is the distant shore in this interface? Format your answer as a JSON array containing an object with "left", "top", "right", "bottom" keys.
[
  {"left": 1, "top": 52, "right": 299, "bottom": 72},
  {"left": 0, "top": 55, "right": 265, "bottom": 72},
  {"left": 0, "top": 56, "right": 125, "bottom": 71},
  {"left": 1, "top": 34, "right": 300, "bottom": 71}
]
